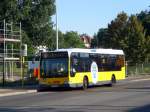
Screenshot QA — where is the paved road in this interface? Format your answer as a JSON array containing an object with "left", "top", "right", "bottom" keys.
[{"left": 0, "top": 79, "right": 150, "bottom": 112}]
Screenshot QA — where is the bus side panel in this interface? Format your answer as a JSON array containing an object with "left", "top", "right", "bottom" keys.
[
  {"left": 116, "top": 66, "right": 126, "bottom": 80},
  {"left": 69, "top": 72, "right": 91, "bottom": 85},
  {"left": 104, "top": 66, "right": 126, "bottom": 81},
  {"left": 68, "top": 67, "right": 125, "bottom": 86},
  {"left": 69, "top": 72, "right": 106, "bottom": 85},
  {"left": 98, "top": 72, "right": 106, "bottom": 81},
  {"left": 69, "top": 71, "right": 108, "bottom": 86}
]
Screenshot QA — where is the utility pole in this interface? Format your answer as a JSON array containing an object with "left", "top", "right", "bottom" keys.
[{"left": 56, "top": 0, "right": 58, "bottom": 50}]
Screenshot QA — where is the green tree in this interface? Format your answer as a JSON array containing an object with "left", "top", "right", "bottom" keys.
[
  {"left": 94, "top": 12, "right": 148, "bottom": 63},
  {"left": 137, "top": 10, "right": 150, "bottom": 62},
  {"left": 46, "top": 30, "right": 64, "bottom": 51},
  {"left": 63, "top": 31, "right": 85, "bottom": 48},
  {"left": 0, "top": 0, "right": 19, "bottom": 22},
  {"left": 0, "top": 0, "right": 56, "bottom": 55},
  {"left": 91, "top": 28, "right": 108, "bottom": 48},
  {"left": 137, "top": 10, "right": 150, "bottom": 36},
  {"left": 126, "top": 15, "right": 146, "bottom": 63},
  {"left": 91, "top": 34, "right": 98, "bottom": 48},
  {"left": 107, "top": 12, "right": 128, "bottom": 49},
  {"left": 92, "top": 12, "right": 128, "bottom": 49},
  {"left": 145, "top": 35, "right": 150, "bottom": 62},
  {"left": 20, "top": 0, "right": 55, "bottom": 47}
]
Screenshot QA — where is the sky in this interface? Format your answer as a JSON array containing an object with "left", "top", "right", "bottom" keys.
[{"left": 53, "top": 0, "right": 150, "bottom": 36}]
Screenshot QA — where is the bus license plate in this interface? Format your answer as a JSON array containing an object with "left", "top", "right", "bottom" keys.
[{"left": 51, "top": 85, "right": 59, "bottom": 87}]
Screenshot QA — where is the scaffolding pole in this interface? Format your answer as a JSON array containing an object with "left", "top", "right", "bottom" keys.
[
  {"left": 1, "top": 20, "right": 22, "bottom": 86},
  {"left": 3, "top": 19, "right": 5, "bottom": 87},
  {"left": 19, "top": 22, "right": 24, "bottom": 88}
]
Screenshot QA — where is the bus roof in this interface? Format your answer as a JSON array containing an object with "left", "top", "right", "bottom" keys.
[{"left": 56, "top": 48, "right": 124, "bottom": 55}]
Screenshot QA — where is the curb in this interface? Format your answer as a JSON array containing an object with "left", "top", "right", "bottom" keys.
[
  {"left": 0, "top": 90, "right": 37, "bottom": 97},
  {"left": 126, "top": 75, "right": 150, "bottom": 81},
  {"left": 129, "top": 78, "right": 150, "bottom": 82}
]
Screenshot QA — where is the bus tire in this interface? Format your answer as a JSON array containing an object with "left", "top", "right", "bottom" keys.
[
  {"left": 37, "top": 86, "right": 43, "bottom": 92},
  {"left": 110, "top": 75, "right": 116, "bottom": 87},
  {"left": 83, "top": 76, "right": 89, "bottom": 90},
  {"left": 37, "top": 85, "right": 47, "bottom": 92}
]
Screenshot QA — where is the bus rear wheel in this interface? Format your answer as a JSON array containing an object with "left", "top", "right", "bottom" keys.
[{"left": 83, "top": 76, "right": 88, "bottom": 90}]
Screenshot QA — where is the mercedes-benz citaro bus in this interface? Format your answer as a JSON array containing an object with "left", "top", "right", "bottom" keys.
[{"left": 38, "top": 48, "right": 125, "bottom": 90}]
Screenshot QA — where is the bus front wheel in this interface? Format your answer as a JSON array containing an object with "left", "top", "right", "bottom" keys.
[{"left": 83, "top": 76, "right": 89, "bottom": 90}]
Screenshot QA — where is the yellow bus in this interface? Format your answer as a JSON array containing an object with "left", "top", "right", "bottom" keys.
[{"left": 38, "top": 48, "right": 125, "bottom": 90}]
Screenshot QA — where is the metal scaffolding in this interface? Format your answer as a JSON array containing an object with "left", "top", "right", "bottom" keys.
[{"left": 0, "top": 20, "right": 22, "bottom": 86}]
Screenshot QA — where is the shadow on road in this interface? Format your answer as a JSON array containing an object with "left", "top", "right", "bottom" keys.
[
  {"left": 127, "top": 104, "right": 150, "bottom": 112},
  {"left": 0, "top": 107, "right": 56, "bottom": 112},
  {"left": 1, "top": 104, "right": 150, "bottom": 112},
  {"left": 0, "top": 107, "right": 87, "bottom": 112},
  {"left": 126, "top": 87, "right": 150, "bottom": 90},
  {"left": 37, "top": 84, "right": 111, "bottom": 92}
]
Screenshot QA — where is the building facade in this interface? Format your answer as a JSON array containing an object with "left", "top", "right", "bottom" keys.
[{"left": 80, "top": 34, "right": 92, "bottom": 48}]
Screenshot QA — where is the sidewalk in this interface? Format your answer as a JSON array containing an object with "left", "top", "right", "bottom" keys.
[
  {"left": 126, "top": 74, "right": 150, "bottom": 80},
  {"left": 0, "top": 85, "right": 37, "bottom": 97},
  {"left": 0, "top": 88, "right": 37, "bottom": 97}
]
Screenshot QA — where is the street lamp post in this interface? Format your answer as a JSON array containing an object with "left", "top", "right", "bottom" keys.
[{"left": 56, "top": 0, "right": 58, "bottom": 50}]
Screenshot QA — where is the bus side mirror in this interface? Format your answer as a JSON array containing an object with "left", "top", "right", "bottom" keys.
[{"left": 70, "top": 68, "right": 76, "bottom": 77}]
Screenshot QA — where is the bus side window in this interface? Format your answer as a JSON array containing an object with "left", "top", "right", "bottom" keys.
[
  {"left": 70, "top": 53, "right": 79, "bottom": 76},
  {"left": 99, "top": 55, "right": 107, "bottom": 71},
  {"left": 116, "top": 55, "right": 125, "bottom": 68}
]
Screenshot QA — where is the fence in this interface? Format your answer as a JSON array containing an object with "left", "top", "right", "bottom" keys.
[
  {"left": 127, "top": 62, "right": 150, "bottom": 76},
  {"left": 0, "top": 60, "right": 39, "bottom": 86}
]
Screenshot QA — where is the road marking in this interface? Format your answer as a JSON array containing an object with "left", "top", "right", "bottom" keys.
[{"left": 0, "top": 90, "right": 37, "bottom": 97}]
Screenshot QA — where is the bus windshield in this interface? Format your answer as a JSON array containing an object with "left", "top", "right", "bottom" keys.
[{"left": 40, "top": 58, "right": 68, "bottom": 78}]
